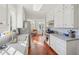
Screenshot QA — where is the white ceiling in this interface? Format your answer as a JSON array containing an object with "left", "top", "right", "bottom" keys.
[{"left": 23, "top": 4, "right": 56, "bottom": 19}]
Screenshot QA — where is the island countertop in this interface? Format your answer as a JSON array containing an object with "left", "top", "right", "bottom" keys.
[{"left": 49, "top": 33, "right": 79, "bottom": 41}]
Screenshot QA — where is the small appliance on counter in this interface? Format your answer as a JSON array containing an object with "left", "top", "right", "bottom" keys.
[
  {"left": 69, "top": 30, "right": 76, "bottom": 38},
  {"left": 46, "top": 28, "right": 55, "bottom": 34}
]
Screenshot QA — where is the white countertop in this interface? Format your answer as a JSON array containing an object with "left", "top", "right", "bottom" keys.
[{"left": 50, "top": 33, "right": 79, "bottom": 41}]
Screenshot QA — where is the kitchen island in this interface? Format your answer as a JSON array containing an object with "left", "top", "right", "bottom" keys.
[{"left": 49, "top": 33, "right": 79, "bottom": 55}]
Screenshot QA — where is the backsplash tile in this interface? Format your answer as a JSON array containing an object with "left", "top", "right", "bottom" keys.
[{"left": 49, "top": 28, "right": 79, "bottom": 36}]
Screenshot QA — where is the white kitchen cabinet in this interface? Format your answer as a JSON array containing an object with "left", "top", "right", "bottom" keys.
[
  {"left": 54, "top": 5, "right": 64, "bottom": 28},
  {"left": 63, "top": 5, "right": 74, "bottom": 28},
  {"left": 8, "top": 5, "right": 17, "bottom": 30},
  {"left": 8, "top": 5, "right": 24, "bottom": 29},
  {"left": 50, "top": 34, "right": 66, "bottom": 55},
  {"left": 63, "top": 4, "right": 79, "bottom": 28},
  {"left": 67, "top": 40, "right": 77, "bottom": 55},
  {"left": 17, "top": 5, "right": 23, "bottom": 28},
  {"left": 49, "top": 34, "right": 79, "bottom": 55},
  {"left": 0, "top": 5, "right": 8, "bottom": 26},
  {"left": 54, "top": 4, "right": 79, "bottom": 28},
  {"left": 50, "top": 35, "right": 56, "bottom": 50},
  {"left": 0, "top": 5, "right": 9, "bottom": 32},
  {"left": 55, "top": 37, "right": 66, "bottom": 55}
]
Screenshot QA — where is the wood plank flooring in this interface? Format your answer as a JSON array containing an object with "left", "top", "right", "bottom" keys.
[{"left": 28, "top": 34, "right": 57, "bottom": 55}]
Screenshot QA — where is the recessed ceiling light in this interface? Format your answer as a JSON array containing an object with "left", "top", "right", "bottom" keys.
[{"left": 33, "top": 4, "right": 43, "bottom": 11}]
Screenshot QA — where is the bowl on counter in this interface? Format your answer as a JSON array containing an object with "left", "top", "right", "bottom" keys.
[{"left": 63, "top": 33, "right": 69, "bottom": 36}]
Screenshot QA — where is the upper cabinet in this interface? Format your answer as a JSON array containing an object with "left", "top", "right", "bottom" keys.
[
  {"left": 8, "top": 5, "right": 24, "bottom": 29},
  {"left": 0, "top": 5, "right": 8, "bottom": 26},
  {"left": 0, "top": 5, "right": 9, "bottom": 32},
  {"left": 54, "top": 5, "right": 64, "bottom": 28},
  {"left": 16, "top": 5, "right": 24, "bottom": 28},
  {"left": 63, "top": 4, "right": 74, "bottom": 28},
  {"left": 54, "top": 4, "right": 79, "bottom": 28},
  {"left": 8, "top": 5, "right": 17, "bottom": 30}
]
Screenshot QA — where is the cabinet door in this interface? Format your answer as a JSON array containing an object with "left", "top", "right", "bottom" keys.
[
  {"left": 67, "top": 40, "right": 77, "bottom": 55},
  {"left": 55, "top": 38, "right": 66, "bottom": 55},
  {"left": 54, "top": 5, "right": 64, "bottom": 28},
  {"left": 0, "top": 5, "right": 8, "bottom": 32},
  {"left": 50, "top": 35, "right": 56, "bottom": 51},
  {"left": 50, "top": 35, "right": 66, "bottom": 55},
  {"left": 63, "top": 4, "right": 74, "bottom": 28},
  {"left": 50, "top": 35, "right": 54, "bottom": 48},
  {"left": 0, "top": 5, "right": 7, "bottom": 26}
]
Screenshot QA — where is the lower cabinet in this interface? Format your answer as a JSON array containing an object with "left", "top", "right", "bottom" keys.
[
  {"left": 50, "top": 34, "right": 79, "bottom": 55},
  {"left": 50, "top": 35, "right": 66, "bottom": 55},
  {"left": 66, "top": 40, "right": 78, "bottom": 55}
]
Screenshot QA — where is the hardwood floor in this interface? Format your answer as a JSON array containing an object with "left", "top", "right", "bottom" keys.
[{"left": 28, "top": 34, "right": 57, "bottom": 55}]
